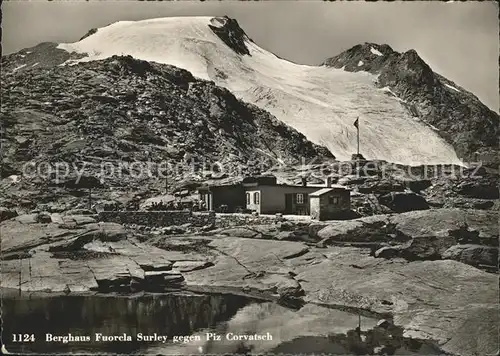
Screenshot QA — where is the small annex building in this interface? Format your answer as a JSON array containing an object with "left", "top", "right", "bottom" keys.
[{"left": 309, "top": 185, "right": 351, "bottom": 221}]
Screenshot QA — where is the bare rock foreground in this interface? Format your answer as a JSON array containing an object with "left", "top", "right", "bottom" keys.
[{"left": 1, "top": 208, "right": 498, "bottom": 355}]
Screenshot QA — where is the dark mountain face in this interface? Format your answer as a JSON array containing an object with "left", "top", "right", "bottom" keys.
[
  {"left": 1, "top": 42, "right": 86, "bottom": 72},
  {"left": 1, "top": 55, "right": 332, "bottom": 208},
  {"left": 323, "top": 43, "right": 499, "bottom": 167},
  {"left": 208, "top": 16, "right": 252, "bottom": 56}
]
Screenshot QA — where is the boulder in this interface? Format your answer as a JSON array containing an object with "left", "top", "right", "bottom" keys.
[
  {"left": 390, "top": 209, "right": 462, "bottom": 238},
  {"left": 442, "top": 244, "right": 498, "bottom": 268},
  {"left": 143, "top": 271, "right": 185, "bottom": 290},
  {"left": 50, "top": 213, "right": 65, "bottom": 224},
  {"left": 0, "top": 207, "right": 18, "bottom": 222},
  {"left": 93, "top": 200, "right": 121, "bottom": 213},
  {"left": 259, "top": 274, "right": 303, "bottom": 296},
  {"left": 429, "top": 197, "right": 496, "bottom": 210},
  {"left": 86, "top": 256, "right": 143, "bottom": 292},
  {"left": 391, "top": 209, "right": 497, "bottom": 243},
  {"left": 351, "top": 194, "right": 392, "bottom": 216},
  {"left": 138, "top": 260, "right": 173, "bottom": 272},
  {"left": 471, "top": 200, "right": 495, "bottom": 210},
  {"left": 49, "top": 222, "right": 128, "bottom": 251},
  {"left": 276, "top": 231, "right": 295, "bottom": 241},
  {"left": 308, "top": 222, "right": 329, "bottom": 239},
  {"left": 400, "top": 179, "right": 432, "bottom": 193},
  {"left": 425, "top": 173, "right": 499, "bottom": 207},
  {"left": 159, "top": 225, "right": 186, "bottom": 235},
  {"left": 172, "top": 261, "right": 214, "bottom": 272},
  {"left": 316, "top": 215, "right": 394, "bottom": 244},
  {"left": 199, "top": 224, "right": 215, "bottom": 232},
  {"left": 317, "top": 220, "right": 365, "bottom": 242},
  {"left": 358, "top": 179, "right": 405, "bottom": 194},
  {"left": 64, "top": 208, "right": 94, "bottom": 216},
  {"left": 36, "top": 212, "right": 53, "bottom": 223},
  {"left": 37, "top": 202, "right": 67, "bottom": 213},
  {"left": 63, "top": 215, "right": 97, "bottom": 226},
  {"left": 350, "top": 153, "right": 366, "bottom": 160},
  {"left": 398, "top": 238, "right": 440, "bottom": 261},
  {"left": 218, "top": 227, "right": 265, "bottom": 239},
  {"left": 15, "top": 214, "right": 39, "bottom": 224},
  {"left": 316, "top": 209, "right": 497, "bottom": 267},
  {"left": 376, "top": 319, "right": 391, "bottom": 329},
  {"left": 277, "top": 221, "right": 295, "bottom": 231},
  {"left": 90, "top": 222, "right": 127, "bottom": 241},
  {"left": 375, "top": 239, "right": 441, "bottom": 261},
  {"left": 374, "top": 246, "right": 400, "bottom": 259},
  {"left": 337, "top": 175, "right": 370, "bottom": 186},
  {"left": 378, "top": 192, "right": 429, "bottom": 213},
  {"left": 454, "top": 178, "right": 499, "bottom": 199}
]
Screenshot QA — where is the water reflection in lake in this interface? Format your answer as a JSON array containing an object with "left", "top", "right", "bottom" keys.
[
  {"left": 2, "top": 292, "right": 249, "bottom": 354},
  {"left": 149, "top": 302, "right": 445, "bottom": 356},
  {"left": 3, "top": 292, "right": 445, "bottom": 355}
]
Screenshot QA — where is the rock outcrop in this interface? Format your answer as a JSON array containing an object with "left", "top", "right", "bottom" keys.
[
  {"left": 314, "top": 208, "right": 498, "bottom": 269},
  {"left": 378, "top": 192, "right": 429, "bottom": 213},
  {"left": 1, "top": 208, "right": 498, "bottom": 355},
  {"left": 208, "top": 16, "right": 252, "bottom": 56},
  {"left": 0, "top": 207, "right": 18, "bottom": 222}
]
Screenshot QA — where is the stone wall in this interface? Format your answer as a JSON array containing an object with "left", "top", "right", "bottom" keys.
[
  {"left": 98, "top": 211, "right": 215, "bottom": 227},
  {"left": 98, "top": 211, "right": 306, "bottom": 228},
  {"left": 213, "top": 213, "right": 288, "bottom": 228}
]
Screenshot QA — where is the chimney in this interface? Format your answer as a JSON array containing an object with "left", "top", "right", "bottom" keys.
[
  {"left": 301, "top": 177, "right": 307, "bottom": 187},
  {"left": 326, "top": 176, "right": 332, "bottom": 188}
]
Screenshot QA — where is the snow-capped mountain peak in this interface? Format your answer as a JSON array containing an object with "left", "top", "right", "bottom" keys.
[
  {"left": 5, "top": 16, "right": 497, "bottom": 166},
  {"left": 324, "top": 42, "right": 498, "bottom": 166}
]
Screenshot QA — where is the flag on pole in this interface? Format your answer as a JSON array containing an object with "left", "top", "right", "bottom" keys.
[{"left": 354, "top": 117, "right": 360, "bottom": 155}]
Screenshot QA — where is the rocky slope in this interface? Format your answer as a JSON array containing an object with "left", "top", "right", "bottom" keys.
[
  {"left": 1, "top": 55, "right": 332, "bottom": 210},
  {"left": 323, "top": 43, "right": 499, "bottom": 167}
]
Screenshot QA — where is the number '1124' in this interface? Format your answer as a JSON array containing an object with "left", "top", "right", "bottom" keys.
[{"left": 12, "top": 334, "right": 35, "bottom": 342}]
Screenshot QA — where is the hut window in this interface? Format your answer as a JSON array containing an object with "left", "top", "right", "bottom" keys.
[
  {"left": 253, "top": 192, "right": 260, "bottom": 204},
  {"left": 329, "top": 196, "right": 340, "bottom": 205},
  {"left": 296, "top": 193, "right": 304, "bottom": 204},
  {"left": 246, "top": 193, "right": 250, "bottom": 205}
]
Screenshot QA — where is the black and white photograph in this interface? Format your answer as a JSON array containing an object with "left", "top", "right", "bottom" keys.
[{"left": 1, "top": 0, "right": 499, "bottom": 355}]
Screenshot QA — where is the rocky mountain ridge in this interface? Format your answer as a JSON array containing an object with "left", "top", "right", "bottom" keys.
[
  {"left": 1, "top": 55, "right": 332, "bottom": 210},
  {"left": 4, "top": 16, "right": 495, "bottom": 165}
]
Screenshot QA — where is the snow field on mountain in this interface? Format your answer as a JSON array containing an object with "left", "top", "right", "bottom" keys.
[{"left": 58, "top": 16, "right": 463, "bottom": 165}]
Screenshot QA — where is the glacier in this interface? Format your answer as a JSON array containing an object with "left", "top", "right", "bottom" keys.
[{"left": 57, "top": 16, "right": 463, "bottom": 165}]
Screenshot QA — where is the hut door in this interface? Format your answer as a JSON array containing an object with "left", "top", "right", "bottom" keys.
[
  {"left": 285, "top": 194, "right": 293, "bottom": 214},
  {"left": 204, "top": 193, "right": 212, "bottom": 211}
]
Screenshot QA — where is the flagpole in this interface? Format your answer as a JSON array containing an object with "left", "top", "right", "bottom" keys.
[{"left": 356, "top": 117, "right": 360, "bottom": 156}]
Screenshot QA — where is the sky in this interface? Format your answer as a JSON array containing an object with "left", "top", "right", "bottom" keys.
[{"left": 2, "top": 0, "right": 498, "bottom": 111}]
